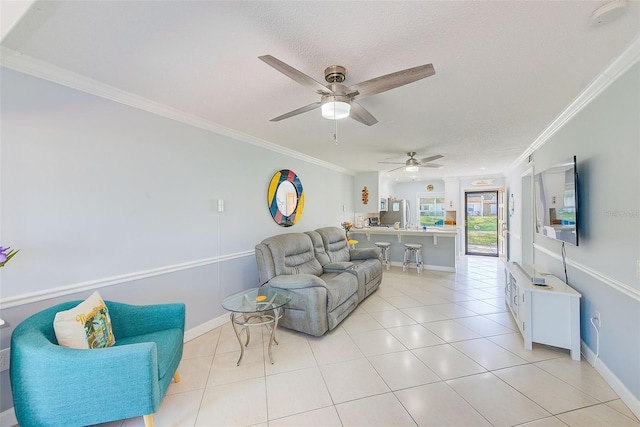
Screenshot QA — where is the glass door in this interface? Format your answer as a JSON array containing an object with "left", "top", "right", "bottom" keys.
[{"left": 465, "top": 191, "right": 498, "bottom": 256}]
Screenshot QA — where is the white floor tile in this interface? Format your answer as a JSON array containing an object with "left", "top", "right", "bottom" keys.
[
  {"left": 422, "top": 319, "right": 482, "bottom": 342},
  {"left": 454, "top": 315, "right": 515, "bottom": 337},
  {"left": 206, "top": 347, "right": 265, "bottom": 388},
  {"left": 395, "top": 382, "right": 492, "bottom": 426},
  {"left": 368, "top": 350, "right": 440, "bottom": 390},
  {"left": 556, "top": 403, "right": 640, "bottom": 426},
  {"left": 369, "top": 308, "right": 418, "bottom": 328},
  {"left": 319, "top": 358, "right": 390, "bottom": 403},
  {"left": 340, "top": 312, "right": 384, "bottom": 334},
  {"left": 493, "top": 364, "right": 600, "bottom": 414},
  {"left": 452, "top": 338, "right": 529, "bottom": 370},
  {"left": 534, "top": 357, "right": 618, "bottom": 402},
  {"left": 335, "top": 392, "right": 417, "bottom": 426},
  {"left": 359, "top": 294, "right": 398, "bottom": 312},
  {"left": 307, "top": 330, "right": 364, "bottom": 365},
  {"left": 182, "top": 329, "right": 219, "bottom": 359},
  {"left": 166, "top": 355, "right": 212, "bottom": 395},
  {"left": 386, "top": 323, "right": 445, "bottom": 349},
  {"left": 265, "top": 367, "right": 333, "bottom": 420},
  {"left": 264, "top": 339, "right": 317, "bottom": 376},
  {"left": 412, "top": 343, "right": 486, "bottom": 380},
  {"left": 268, "top": 406, "right": 342, "bottom": 426},
  {"left": 196, "top": 377, "right": 267, "bottom": 426},
  {"left": 488, "top": 332, "right": 568, "bottom": 362},
  {"left": 350, "top": 328, "right": 407, "bottom": 356},
  {"left": 447, "top": 372, "right": 551, "bottom": 427}
]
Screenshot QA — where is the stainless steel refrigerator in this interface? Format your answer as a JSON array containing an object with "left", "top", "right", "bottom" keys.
[{"left": 380, "top": 199, "right": 410, "bottom": 228}]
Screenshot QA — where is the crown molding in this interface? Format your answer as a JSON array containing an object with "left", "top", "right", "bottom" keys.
[
  {"left": 509, "top": 35, "right": 640, "bottom": 172},
  {"left": 0, "top": 47, "right": 353, "bottom": 176}
]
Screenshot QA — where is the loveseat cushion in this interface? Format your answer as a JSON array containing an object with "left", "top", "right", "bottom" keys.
[
  {"left": 316, "top": 227, "right": 351, "bottom": 263},
  {"left": 262, "top": 233, "right": 323, "bottom": 277},
  {"left": 322, "top": 272, "right": 358, "bottom": 312},
  {"left": 115, "top": 328, "right": 183, "bottom": 380}
]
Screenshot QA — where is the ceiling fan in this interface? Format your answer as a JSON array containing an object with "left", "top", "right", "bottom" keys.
[
  {"left": 259, "top": 55, "right": 435, "bottom": 126},
  {"left": 379, "top": 152, "right": 444, "bottom": 172}
]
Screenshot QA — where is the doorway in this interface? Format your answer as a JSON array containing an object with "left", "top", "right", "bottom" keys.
[{"left": 465, "top": 191, "right": 498, "bottom": 256}]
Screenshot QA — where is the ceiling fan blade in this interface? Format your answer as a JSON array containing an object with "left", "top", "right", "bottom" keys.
[
  {"left": 378, "top": 161, "right": 405, "bottom": 165},
  {"left": 349, "top": 101, "right": 378, "bottom": 126},
  {"left": 349, "top": 63, "right": 435, "bottom": 99},
  {"left": 259, "top": 55, "right": 332, "bottom": 95},
  {"left": 270, "top": 102, "right": 321, "bottom": 122},
  {"left": 419, "top": 163, "right": 444, "bottom": 168},
  {"left": 419, "top": 154, "right": 444, "bottom": 163},
  {"left": 386, "top": 165, "right": 405, "bottom": 173}
]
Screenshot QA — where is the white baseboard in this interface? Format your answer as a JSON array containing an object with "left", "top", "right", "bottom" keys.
[
  {"left": 581, "top": 340, "right": 640, "bottom": 420},
  {"left": 389, "top": 261, "right": 456, "bottom": 272},
  {"left": 184, "top": 314, "right": 229, "bottom": 342}
]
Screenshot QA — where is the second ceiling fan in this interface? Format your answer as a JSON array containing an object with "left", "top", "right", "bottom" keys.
[
  {"left": 379, "top": 152, "right": 444, "bottom": 172},
  {"left": 259, "top": 55, "right": 436, "bottom": 126}
]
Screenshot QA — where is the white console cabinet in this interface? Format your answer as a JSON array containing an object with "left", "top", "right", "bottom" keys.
[{"left": 504, "top": 261, "right": 582, "bottom": 360}]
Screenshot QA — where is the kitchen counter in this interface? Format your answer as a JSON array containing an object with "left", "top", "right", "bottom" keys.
[{"left": 349, "top": 227, "right": 460, "bottom": 272}]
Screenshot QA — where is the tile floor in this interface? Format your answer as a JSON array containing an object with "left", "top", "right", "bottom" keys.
[{"left": 102, "top": 256, "right": 639, "bottom": 427}]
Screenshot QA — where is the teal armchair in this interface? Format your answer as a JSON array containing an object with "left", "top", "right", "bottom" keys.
[{"left": 10, "top": 300, "right": 185, "bottom": 427}]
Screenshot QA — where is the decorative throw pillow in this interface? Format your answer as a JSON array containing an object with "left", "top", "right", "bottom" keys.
[{"left": 53, "top": 291, "right": 116, "bottom": 349}]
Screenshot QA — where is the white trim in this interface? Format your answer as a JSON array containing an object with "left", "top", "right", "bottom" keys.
[
  {"left": 0, "top": 47, "right": 353, "bottom": 177},
  {"left": 0, "top": 250, "right": 254, "bottom": 309},
  {"left": 509, "top": 35, "right": 640, "bottom": 173},
  {"left": 534, "top": 244, "right": 640, "bottom": 301},
  {"left": 582, "top": 341, "right": 640, "bottom": 420},
  {"left": 184, "top": 314, "right": 229, "bottom": 342}
]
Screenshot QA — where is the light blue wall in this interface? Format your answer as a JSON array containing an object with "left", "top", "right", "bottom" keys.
[
  {"left": 506, "top": 63, "right": 640, "bottom": 400},
  {"left": 0, "top": 68, "right": 355, "bottom": 411}
]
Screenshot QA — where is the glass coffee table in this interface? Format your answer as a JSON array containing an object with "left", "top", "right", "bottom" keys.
[{"left": 222, "top": 287, "right": 291, "bottom": 366}]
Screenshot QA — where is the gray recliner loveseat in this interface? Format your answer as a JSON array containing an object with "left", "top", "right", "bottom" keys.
[{"left": 255, "top": 226, "right": 383, "bottom": 336}]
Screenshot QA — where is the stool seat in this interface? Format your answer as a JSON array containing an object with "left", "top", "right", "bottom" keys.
[
  {"left": 403, "top": 243, "right": 423, "bottom": 273},
  {"left": 374, "top": 242, "right": 392, "bottom": 270},
  {"left": 347, "top": 239, "right": 359, "bottom": 249}
]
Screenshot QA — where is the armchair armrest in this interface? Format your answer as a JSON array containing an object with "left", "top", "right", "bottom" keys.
[
  {"left": 350, "top": 247, "right": 382, "bottom": 260},
  {"left": 11, "top": 338, "right": 160, "bottom": 424},
  {"left": 108, "top": 302, "right": 185, "bottom": 339},
  {"left": 267, "top": 274, "right": 327, "bottom": 290}
]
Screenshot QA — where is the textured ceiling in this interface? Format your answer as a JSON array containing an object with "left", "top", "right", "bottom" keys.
[{"left": 2, "top": 1, "right": 639, "bottom": 181}]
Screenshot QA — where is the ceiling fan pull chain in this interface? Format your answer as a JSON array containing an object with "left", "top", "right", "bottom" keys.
[{"left": 333, "top": 115, "right": 339, "bottom": 145}]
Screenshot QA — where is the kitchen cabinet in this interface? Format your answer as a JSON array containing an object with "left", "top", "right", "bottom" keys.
[{"left": 504, "top": 261, "right": 582, "bottom": 361}]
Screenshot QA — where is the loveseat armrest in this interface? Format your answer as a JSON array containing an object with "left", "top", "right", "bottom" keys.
[
  {"left": 350, "top": 247, "right": 382, "bottom": 261},
  {"left": 323, "top": 261, "right": 355, "bottom": 273},
  {"left": 108, "top": 302, "right": 185, "bottom": 339},
  {"left": 268, "top": 274, "right": 327, "bottom": 290}
]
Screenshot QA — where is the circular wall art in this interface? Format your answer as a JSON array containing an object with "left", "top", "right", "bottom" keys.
[{"left": 268, "top": 169, "right": 304, "bottom": 227}]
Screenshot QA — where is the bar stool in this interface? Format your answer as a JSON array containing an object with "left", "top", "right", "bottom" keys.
[
  {"left": 374, "top": 241, "right": 391, "bottom": 270},
  {"left": 403, "top": 243, "right": 423, "bottom": 273}
]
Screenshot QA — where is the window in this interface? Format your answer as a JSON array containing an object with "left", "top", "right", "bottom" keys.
[{"left": 417, "top": 193, "right": 445, "bottom": 226}]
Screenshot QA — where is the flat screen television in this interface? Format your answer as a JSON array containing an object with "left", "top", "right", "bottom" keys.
[{"left": 533, "top": 155, "right": 579, "bottom": 246}]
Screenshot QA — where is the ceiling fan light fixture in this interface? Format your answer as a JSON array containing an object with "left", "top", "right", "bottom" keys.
[
  {"left": 405, "top": 165, "right": 419, "bottom": 172},
  {"left": 321, "top": 97, "right": 351, "bottom": 120}
]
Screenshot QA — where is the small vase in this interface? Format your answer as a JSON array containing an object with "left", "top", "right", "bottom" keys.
[{"left": 345, "top": 233, "right": 350, "bottom": 241}]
